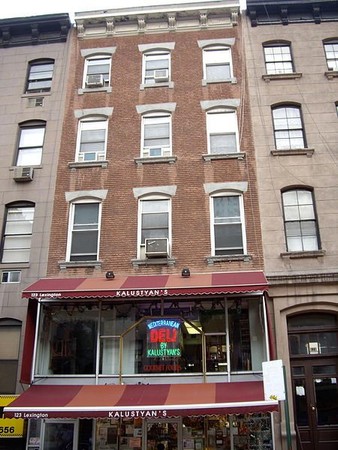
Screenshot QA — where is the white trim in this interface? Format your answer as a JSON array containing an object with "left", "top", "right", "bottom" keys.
[
  {"left": 81, "top": 47, "right": 116, "bottom": 57},
  {"left": 204, "top": 182, "right": 248, "bottom": 194},
  {"left": 133, "top": 186, "right": 177, "bottom": 198},
  {"left": 201, "top": 99, "right": 240, "bottom": 111},
  {"left": 198, "top": 38, "right": 235, "bottom": 48},
  {"left": 138, "top": 42, "right": 175, "bottom": 52},
  {"left": 136, "top": 103, "right": 176, "bottom": 115},
  {"left": 74, "top": 107, "right": 113, "bottom": 119},
  {"left": 65, "top": 190, "right": 108, "bottom": 202}
]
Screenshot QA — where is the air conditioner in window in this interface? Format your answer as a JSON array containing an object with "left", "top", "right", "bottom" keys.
[
  {"left": 145, "top": 238, "right": 169, "bottom": 258},
  {"left": 85, "top": 74, "right": 104, "bottom": 88},
  {"left": 13, "top": 166, "right": 34, "bottom": 182},
  {"left": 154, "top": 69, "right": 169, "bottom": 82}
]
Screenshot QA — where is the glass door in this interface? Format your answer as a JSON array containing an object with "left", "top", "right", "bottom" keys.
[
  {"left": 145, "top": 418, "right": 181, "bottom": 450},
  {"left": 42, "top": 420, "right": 77, "bottom": 450}
]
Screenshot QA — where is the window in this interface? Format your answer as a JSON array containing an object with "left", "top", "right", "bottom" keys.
[
  {"left": 16, "top": 121, "right": 45, "bottom": 166},
  {"left": 203, "top": 46, "right": 233, "bottom": 82},
  {"left": 141, "top": 113, "right": 172, "bottom": 157},
  {"left": 67, "top": 201, "right": 100, "bottom": 261},
  {"left": 263, "top": 43, "right": 293, "bottom": 74},
  {"left": 324, "top": 40, "right": 338, "bottom": 71},
  {"left": 1, "top": 270, "right": 21, "bottom": 283},
  {"left": 282, "top": 189, "right": 319, "bottom": 252},
  {"left": 143, "top": 51, "right": 170, "bottom": 85},
  {"left": 206, "top": 109, "right": 239, "bottom": 154},
  {"left": 26, "top": 59, "right": 54, "bottom": 93},
  {"left": 272, "top": 105, "right": 305, "bottom": 150},
  {"left": 83, "top": 55, "right": 111, "bottom": 88},
  {"left": 76, "top": 117, "right": 108, "bottom": 162},
  {"left": 1, "top": 203, "right": 35, "bottom": 263},
  {"left": 0, "top": 319, "right": 21, "bottom": 393},
  {"left": 138, "top": 197, "right": 170, "bottom": 258},
  {"left": 211, "top": 194, "right": 245, "bottom": 255}
]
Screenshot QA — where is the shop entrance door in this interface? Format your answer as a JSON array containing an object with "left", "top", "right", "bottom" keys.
[
  {"left": 42, "top": 420, "right": 77, "bottom": 450},
  {"left": 144, "top": 418, "right": 181, "bottom": 450},
  {"left": 291, "top": 358, "right": 338, "bottom": 450}
]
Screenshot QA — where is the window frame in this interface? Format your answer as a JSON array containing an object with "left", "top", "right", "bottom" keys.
[
  {"left": 75, "top": 116, "right": 108, "bottom": 162},
  {"left": 142, "top": 50, "right": 171, "bottom": 86},
  {"left": 16, "top": 120, "right": 46, "bottom": 166},
  {"left": 202, "top": 45, "right": 234, "bottom": 83},
  {"left": 263, "top": 42, "right": 294, "bottom": 75},
  {"left": 137, "top": 195, "right": 172, "bottom": 259},
  {"left": 141, "top": 112, "right": 172, "bottom": 158},
  {"left": 323, "top": 39, "right": 338, "bottom": 71},
  {"left": 26, "top": 59, "right": 54, "bottom": 93},
  {"left": 0, "top": 319, "right": 21, "bottom": 393},
  {"left": 1, "top": 202, "right": 35, "bottom": 264},
  {"left": 82, "top": 54, "right": 112, "bottom": 89},
  {"left": 210, "top": 192, "right": 246, "bottom": 256},
  {"left": 66, "top": 199, "right": 102, "bottom": 262},
  {"left": 272, "top": 104, "right": 306, "bottom": 150},
  {"left": 282, "top": 188, "right": 320, "bottom": 253},
  {"left": 206, "top": 108, "right": 240, "bottom": 154}
]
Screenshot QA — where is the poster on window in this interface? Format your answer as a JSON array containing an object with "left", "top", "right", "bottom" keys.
[{"left": 145, "top": 319, "right": 183, "bottom": 373}]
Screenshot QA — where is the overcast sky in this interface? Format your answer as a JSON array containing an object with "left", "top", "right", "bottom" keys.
[{"left": 0, "top": 0, "right": 240, "bottom": 21}]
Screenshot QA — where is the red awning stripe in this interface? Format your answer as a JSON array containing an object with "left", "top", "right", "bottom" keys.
[
  {"left": 22, "top": 271, "right": 268, "bottom": 300},
  {"left": 4, "top": 382, "right": 278, "bottom": 419}
]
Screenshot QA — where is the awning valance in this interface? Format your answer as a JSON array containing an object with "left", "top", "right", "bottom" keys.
[
  {"left": 4, "top": 382, "right": 278, "bottom": 419},
  {"left": 22, "top": 271, "right": 268, "bottom": 300}
]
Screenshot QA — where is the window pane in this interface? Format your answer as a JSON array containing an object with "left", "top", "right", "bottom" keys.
[
  {"left": 210, "top": 133, "right": 236, "bottom": 153},
  {"left": 74, "top": 204, "right": 99, "bottom": 226},
  {"left": 206, "top": 64, "right": 231, "bottom": 80},
  {"left": 2, "top": 206, "right": 34, "bottom": 263},
  {"left": 27, "top": 61, "right": 54, "bottom": 92},
  {"left": 19, "top": 128, "right": 45, "bottom": 147}
]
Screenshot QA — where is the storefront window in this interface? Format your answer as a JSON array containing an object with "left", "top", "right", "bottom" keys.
[
  {"left": 35, "top": 298, "right": 267, "bottom": 377},
  {"left": 36, "top": 305, "right": 98, "bottom": 375}
]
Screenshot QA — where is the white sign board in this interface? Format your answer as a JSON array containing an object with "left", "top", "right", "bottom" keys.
[{"left": 262, "top": 359, "right": 286, "bottom": 401}]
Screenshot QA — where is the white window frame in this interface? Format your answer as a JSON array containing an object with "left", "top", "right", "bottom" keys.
[
  {"left": 272, "top": 105, "right": 305, "bottom": 150},
  {"left": 75, "top": 117, "right": 108, "bottom": 162},
  {"left": 141, "top": 113, "right": 172, "bottom": 158},
  {"left": 206, "top": 108, "right": 239, "bottom": 154},
  {"left": 263, "top": 43, "right": 293, "bottom": 75},
  {"left": 66, "top": 200, "right": 102, "bottom": 262},
  {"left": 1, "top": 270, "right": 21, "bottom": 283},
  {"left": 210, "top": 192, "right": 246, "bottom": 256},
  {"left": 1, "top": 204, "right": 35, "bottom": 264},
  {"left": 83, "top": 54, "right": 112, "bottom": 88},
  {"left": 17, "top": 122, "right": 46, "bottom": 166},
  {"left": 324, "top": 40, "right": 338, "bottom": 71},
  {"left": 203, "top": 46, "right": 233, "bottom": 82},
  {"left": 142, "top": 51, "right": 171, "bottom": 85},
  {"left": 282, "top": 189, "right": 319, "bottom": 252},
  {"left": 137, "top": 196, "right": 171, "bottom": 259}
]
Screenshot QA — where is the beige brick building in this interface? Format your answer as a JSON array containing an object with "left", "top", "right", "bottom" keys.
[{"left": 245, "top": 0, "right": 338, "bottom": 449}]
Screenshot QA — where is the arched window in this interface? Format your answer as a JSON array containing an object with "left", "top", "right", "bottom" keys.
[
  {"left": 16, "top": 120, "right": 46, "bottom": 166},
  {"left": 272, "top": 104, "right": 305, "bottom": 150},
  {"left": 282, "top": 188, "right": 319, "bottom": 252},
  {"left": 1, "top": 201, "right": 35, "bottom": 263},
  {"left": 139, "top": 43, "right": 175, "bottom": 86},
  {"left": 263, "top": 41, "right": 294, "bottom": 74},
  {"left": 206, "top": 108, "right": 239, "bottom": 154},
  {"left": 75, "top": 116, "right": 108, "bottom": 162},
  {"left": 26, "top": 58, "right": 54, "bottom": 93}
]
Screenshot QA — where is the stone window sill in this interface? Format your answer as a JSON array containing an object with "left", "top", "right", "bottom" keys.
[
  {"left": 202, "top": 77, "right": 237, "bottom": 86},
  {"left": 203, "top": 152, "right": 245, "bottom": 161},
  {"left": 135, "top": 156, "right": 177, "bottom": 165},
  {"left": 325, "top": 70, "right": 338, "bottom": 80},
  {"left": 271, "top": 148, "right": 314, "bottom": 157},
  {"left": 78, "top": 87, "right": 112, "bottom": 95},
  {"left": 140, "top": 81, "right": 174, "bottom": 90},
  {"left": 68, "top": 161, "right": 109, "bottom": 169},
  {"left": 59, "top": 260, "right": 102, "bottom": 269},
  {"left": 262, "top": 72, "right": 302, "bottom": 82},
  {"left": 206, "top": 254, "right": 252, "bottom": 265},
  {"left": 131, "top": 257, "right": 176, "bottom": 268},
  {"left": 280, "top": 250, "right": 325, "bottom": 259}
]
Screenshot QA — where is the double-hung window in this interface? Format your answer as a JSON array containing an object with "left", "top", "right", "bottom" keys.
[
  {"left": 84, "top": 55, "right": 111, "bottom": 88},
  {"left": 16, "top": 121, "right": 45, "bottom": 166},
  {"left": 1, "top": 203, "right": 35, "bottom": 263},
  {"left": 67, "top": 201, "right": 100, "bottom": 261},
  {"left": 143, "top": 51, "right": 170, "bottom": 85},
  {"left": 282, "top": 189, "right": 319, "bottom": 252},
  {"left": 142, "top": 113, "right": 171, "bottom": 157},
  {"left": 324, "top": 40, "right": 338, "bottom": 71},
  {"left": 263, "top": 43, "right": 293, "bottom": 74},
  {"left": 203, "top": 46, "right": 233, "bottom": 81},
  {"left": 272, "top": 105, "right": 305, "bottom": 150},
  {"left": 207, "top": 109, "right": 239, "bottom": 154},
  {"left": 76, "top": 117, "right": 108, "bottom": 162},
  {"left": 26, "top": 59, "right": 54, "bottom": 93},
  {"left": 211, "top": 194, "right": 245, "bottom": 256},
  {"left": 138, "top": 197, "right": 170, "bottom": 259}
]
